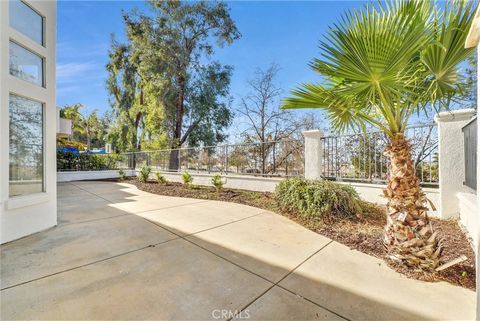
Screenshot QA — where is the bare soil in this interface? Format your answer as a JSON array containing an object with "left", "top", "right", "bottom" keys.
[{"left": 122, "top": 178, "right": 475, "bottom": 290}]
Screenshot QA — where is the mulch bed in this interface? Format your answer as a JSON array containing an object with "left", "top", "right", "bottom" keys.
[{"left": 120, "top": 178, "right": 476, "bottom": 290}]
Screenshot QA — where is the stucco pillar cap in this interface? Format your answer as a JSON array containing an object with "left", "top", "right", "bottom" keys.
[
  {"left": 303, "top": 129, "right": 323, "bottom": 138},
  {"left": 434, "top": 108, "right": 476, "bottom": 123}
]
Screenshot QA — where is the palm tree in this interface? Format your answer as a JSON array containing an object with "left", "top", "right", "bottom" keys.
[
  {"left": 61, "top": 103, "right": 84, "bottom": 142},
  {"left": 282, "top": 1, "right": 476, "bottom": 269},
  {"left": 78, "top": 111, "right": 100, "bottom": 151}
]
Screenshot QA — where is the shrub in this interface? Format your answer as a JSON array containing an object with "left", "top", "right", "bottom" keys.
[
  {"left": 57, "top": 152, "right": 121, "bottom": 171},
  {"left": 274, "top": 177, "right": 364, "bottom": 221},
  {"left": 156, "top": 172, "right": 167, "bottom": 184},
  {"left": 118, "top": 169, "right": 126, "bottom": 181},
  {"left": 181, "top": 171, "right": 193, "bottom": 187},
  {"left": 138, "top": 164, "right": 151, "bottom": 183},
  {"left": 211, "top": 174, "right": 225, "bottom": 193}
]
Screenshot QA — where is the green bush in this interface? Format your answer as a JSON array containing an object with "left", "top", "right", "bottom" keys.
[
  {"left": 274, "top": 177, "right": 364, "bottom": 220},
  {"left": 118, "top": 169, "right": 126, "bottom": 181},
  {"left": 211, "top": 174, "right": 225, "bottom": 192},
  {"left": 182, "top": 171, "right": 193, "bottom": 187},
  {"left": 156, "top": 172, "right": 167, "bottom": 184},
  {"left": 57, "top": 152, "right": 121, "bottom": 171},
  {"left": 138, "top": 164, "right": 151, "bottom": 183}
]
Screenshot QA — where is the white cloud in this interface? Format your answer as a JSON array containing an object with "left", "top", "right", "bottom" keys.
[{"left": 56, "top": 62, "right": 98, "bottom": 82}]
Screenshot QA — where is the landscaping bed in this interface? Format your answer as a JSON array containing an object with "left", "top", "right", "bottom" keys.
[{"left": 123, "top": 178, "right": 475, "bottom": 290}]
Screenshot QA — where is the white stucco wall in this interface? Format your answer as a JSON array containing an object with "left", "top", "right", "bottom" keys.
[
  {"left": 57, "top": 170, "right": 136, "bottom": 183},
  {"left": 435, "top": 109, "right": 476, "bottom": 219},
  {"left": 0, "top": 1, "right": 57, "bottom": 244},
  {"left": 158, "top": 172, "right": 283, "bottom": 193},
  {"left": 151, "top": 172, "right": 441, "bottom": 216},
  {"left": 339, "top": 181, "right": 440, "bottom": 217}
]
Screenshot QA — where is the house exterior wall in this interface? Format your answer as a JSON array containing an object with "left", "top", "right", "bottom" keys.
[
  {"left": 0, "top": 0, "right": 57, "bottom": 244},
  {"left": 56, "top": 107, "right": 72, "bottom": 136},
  {"left": 435, "top": 109, "right": 476, "bottom": 218}
]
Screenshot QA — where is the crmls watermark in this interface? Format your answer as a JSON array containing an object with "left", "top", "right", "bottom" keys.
[{"left": 211, "top": 309, "right": 250, "bottom": 319}]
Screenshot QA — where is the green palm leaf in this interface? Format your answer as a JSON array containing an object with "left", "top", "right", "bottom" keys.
[{"left": 282, "top": 0, "right": 476, "bottom": 136}]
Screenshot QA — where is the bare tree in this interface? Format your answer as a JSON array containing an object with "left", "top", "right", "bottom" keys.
[{"left": 236, "top": 64, "right": 324, "bottom": 175}]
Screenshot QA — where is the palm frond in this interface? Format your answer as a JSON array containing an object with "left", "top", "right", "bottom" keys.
[{"left": 282, "top": 0, "right": 476, "bottom": 136}]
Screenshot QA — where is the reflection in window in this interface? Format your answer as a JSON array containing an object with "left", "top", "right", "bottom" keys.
[
  {"left": 9, "top": 0, "right": 44, "bottom": 45},
  {"left": 9, "top": 94, "right": 44, "bottom": 197},
  {"left": 10, "top": 41, "right": 44, "bottom": 86}
]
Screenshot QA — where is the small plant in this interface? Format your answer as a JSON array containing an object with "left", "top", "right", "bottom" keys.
[
  {"left": 181, "top": 171, "right": 193, "bottom": 187},
  {"left": 211, "top": 174, "right": 225, "bottom": 193},
  {"left": 156, "top": 172, "right": 167, "bottom": 184},
  {"left": 138, "top": 164, "right": 151, "bottom": 183},
  {"left": 118, "top": 168, "right": 126, "bottom": 181}
]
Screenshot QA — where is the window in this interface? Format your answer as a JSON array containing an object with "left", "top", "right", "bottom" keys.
[
  {"left": 9, "top": 41, "right": 44, "bottom": 86},
  {"left": 9, "top": 0, "right": 44, "bottom": 45},
  {"left": 9, "top": 94, "right": 44, "bottom": 197}
]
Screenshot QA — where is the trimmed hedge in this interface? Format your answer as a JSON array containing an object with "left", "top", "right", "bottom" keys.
[
  {"left": 274, "top": 177, "right": 365, "bottom": 220},
  {"left": 57, "top": 152, "right": 122, "bottom": 171}
]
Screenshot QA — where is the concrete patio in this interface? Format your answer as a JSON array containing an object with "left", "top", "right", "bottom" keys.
[{"left": 0, "top": 181, "right": 475, "bottom": 320}]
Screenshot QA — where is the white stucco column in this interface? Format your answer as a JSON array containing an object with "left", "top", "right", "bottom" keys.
[
  {"left": 434, "top": 109, "right": 476, "bottom": 219},
  {"left": 303, "top": 130, "right": 323, "bottom": 180}
]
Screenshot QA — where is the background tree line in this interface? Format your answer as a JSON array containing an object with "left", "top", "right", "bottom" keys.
[{"left": 59, "top": 0, "right": 326, "bottom": 172}]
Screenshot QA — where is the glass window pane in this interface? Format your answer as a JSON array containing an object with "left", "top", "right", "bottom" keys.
[
  {"left": 9, "top": 41, "right": 44, "bottom": 86},
  {"left": 9, "top": 0, "right": 43, "bottom": 45},
  {"left": 9, "top": 94, "right": 44, "bottom": 197}
]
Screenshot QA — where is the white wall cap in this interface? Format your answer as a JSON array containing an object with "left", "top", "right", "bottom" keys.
[
  {"left": 434, "top": 109, "right": 476, "bottom": 123},
  {"left": 303, "top": 129, "right": 323, "bottom": 138}
]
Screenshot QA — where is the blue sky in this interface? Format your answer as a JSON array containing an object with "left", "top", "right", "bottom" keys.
[{"left": 57, "top": 0, "right": 366, "bottom": 119}]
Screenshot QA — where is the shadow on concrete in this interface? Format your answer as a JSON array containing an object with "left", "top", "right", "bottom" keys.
[{"left": 0, "top": 181, "right": 473, "bottom": 321}]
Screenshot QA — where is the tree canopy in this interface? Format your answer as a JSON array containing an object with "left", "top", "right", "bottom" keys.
[{"left": 107, "top": 0, "right": 240, "bottom": 156}]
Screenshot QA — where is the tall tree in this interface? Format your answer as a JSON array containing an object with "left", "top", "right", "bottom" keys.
[
  {"left": 283, "top": 1, "right": 476, "bottom": 269},
  {"left": 106, "top": 40, "right": 144, "bottom": 153},
  {"left": 78, "top": 111, "right": 101, "bottom": 151},
  {"left": 123, "top": 0, "right": 240, "bottom": 169}
]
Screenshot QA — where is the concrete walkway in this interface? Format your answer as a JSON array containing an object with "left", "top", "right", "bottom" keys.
[{"left": 0, "top": 181, "right": 475, "bottom": 320}]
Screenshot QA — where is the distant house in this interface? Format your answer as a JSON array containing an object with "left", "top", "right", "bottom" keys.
[{"left": 0, "top": 0, "right": 57, "bottom": 243}]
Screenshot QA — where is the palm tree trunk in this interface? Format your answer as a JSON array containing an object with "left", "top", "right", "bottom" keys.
[{"left": 383, "top": 133, "right": 441, "bottom": 270}]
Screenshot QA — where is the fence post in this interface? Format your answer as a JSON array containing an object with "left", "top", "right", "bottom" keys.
[
  {"left": 434, "top": 108, "right": 476, "bottom": 219},
  {"left": 303, "top": 130, "right": 323, "bottom": 180},
  {"left": 224, "top": 145, "right": 228, "bottom": 175},
  {"left": 178, "top": 149, "right": 181, "bottom": 173}
]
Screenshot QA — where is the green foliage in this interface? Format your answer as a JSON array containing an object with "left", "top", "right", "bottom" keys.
[
  {"left": 138, "top": 164, "right": 151, "bottom": 183},
  {"left": 56, "top": 137, "right": 86, "bottom": 151},
  {"left": 283, "top": 1, "right": 477, "bottom": 136},
  {"left": 181, "top": 172, "right": 193, "bottom": 187},
  {"left": 274, "top": 177, "right": 364, "bottom": 220},
  {"left": 211, "top": 174, "right": 225, "bottom": 193},
  {"left": 156, "top": 172, "right": 167, "bottom": 184},
  {"left": 122, "top": 1, "right": 239, "bottom": 151},
  {"left": 59, "top": 104, "right": 107, "bottom": 150},
  {"left": 106, "top": 40, "right": 143, "bottom": 153},
  {"left": 118, "top": 169, "right": 127, "bottom": 181},
  {"left": 57, "top": 152, "right": 121, "bottom": 171}
]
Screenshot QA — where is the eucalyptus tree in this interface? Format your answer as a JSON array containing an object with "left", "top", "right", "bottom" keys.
[
  {"left": 106, "top": 40, "right": 144, "bottom": 153},
  {"left": 282, "top": 1, "right": 476, "bottom": 269},
  {"left": 123, "top": 0, "right": 240, "bottom": 169}
]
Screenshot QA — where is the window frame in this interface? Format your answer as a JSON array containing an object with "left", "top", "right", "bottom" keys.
[
  {"left": 9, "top": 39, "right": 46, "bottom": 88},
  {"left": 8, "top": 93, "right": 46, "bottom": 198},
  {"left": 9, "top": 0, "right": 46, "bottom": 47}
]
